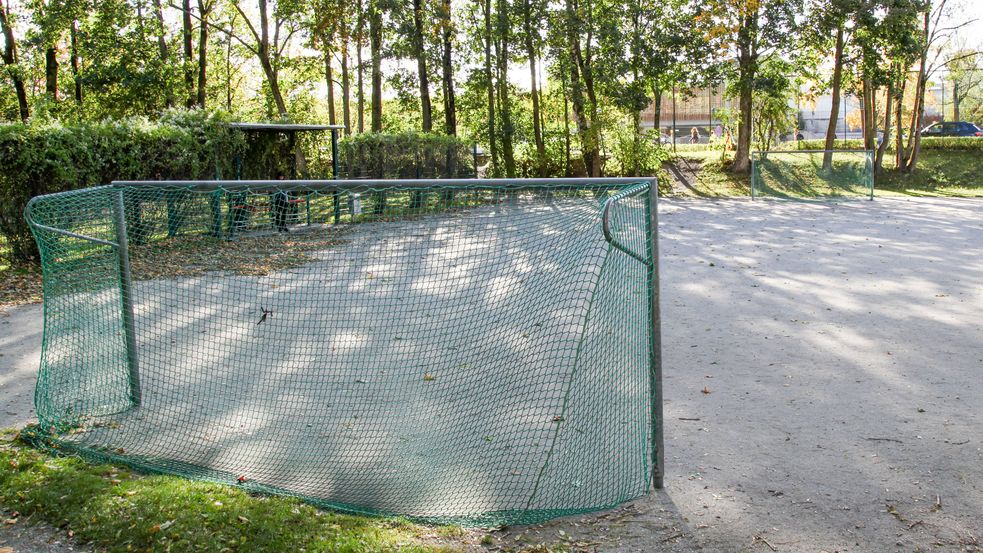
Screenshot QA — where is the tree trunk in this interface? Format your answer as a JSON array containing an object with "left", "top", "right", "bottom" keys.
[
  {"left": 196, "top": 0, "right": 209, "bottom": 107},
  {"left": 70, "top": 20, "right": 81, "bottom": 104},
  {"left": 564, "top": 0, "right": 597, "bottom": 177},
  {"left": 523, "top": 0, "right": 544, "bottom": 176},
  {"left": 341, "top": 21, "right": 352, "bottom": 135},
  {"left": 369, "top": 0, "right": 382, "bottom": 132},
  {"left": 325, "top": 51, "right": 336, "bottom": 125},
  {"left": 730, "top": 8, "right": 757, "bottom": 174},
  {"left": 411, "top": 0, "right": 432, "bottom": 132},
  {"left": 952, "top": 79, "right": 960, "bottom": 121},
  {"left": 875, "top": 81, "right": 892, "bottom": 173},
  {"left": 903, "top": 11, "right": 930, "bottom": 174},
  {"left": 258, "top": 0, "right": 288, "bottom": 117},
  {"left": 0, "top": 0, "right": 29, "bottom": 121},
  {"left": 439, "top": 0, "right": 455, "bottom": 135},
  {"left": 150, "top": 0, "right": 174, "bottom": 107},
  {"left": 45, "top": 46, "right": 58, "bottom": 99},
  {"left": 496, "top": 0, "right": 515, "bottom": 178},
  {"left": 561, "top": 65, "right": 571, "bottom": 177},
  {"left": 823, "top": 25, "right": 845, "bottom": 170},
  {"left": 182, "top": 0, "right": 195, "bottom": 107},
  {"left": 356, "top": 0, "right": 365, "bottom": 133},
  {"left": 653, "top": 86, "right": 661, "bottom": 131},
  {"left": 894, "top": 79, "right": 905, "bottom": 170},
  {"left": 483, "top": 0, "right": 498, "bottom": 173}
]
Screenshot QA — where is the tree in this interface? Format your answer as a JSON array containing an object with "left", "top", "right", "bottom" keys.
[
  {"left": 700, "top": 0, "right": 802, "bottom": 173},
  {"left": 0, "top": 0, "right": 30, "bottom": 121}
]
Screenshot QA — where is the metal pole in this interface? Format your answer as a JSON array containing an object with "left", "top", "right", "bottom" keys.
[
  {"left": 645, "top": 178, "right": 664, "bottom": 489},
  {"left": 113, "top": 188, "right": 141, "bottom": 407}
]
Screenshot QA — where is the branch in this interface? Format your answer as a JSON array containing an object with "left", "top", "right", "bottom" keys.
[{"left": 167, "top": 1, "right": 257, "bottom": 54}]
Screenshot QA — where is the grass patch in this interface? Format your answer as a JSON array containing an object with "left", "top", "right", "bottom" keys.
[
  {"left": 0, "top": 429, "right": 464, "bottom": 553},
  {"left": 669, "top": 149, "right": 983, "bottom": 199}
]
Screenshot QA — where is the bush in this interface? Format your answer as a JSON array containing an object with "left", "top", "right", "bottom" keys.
[
  {"left": 0, "top": 110, "right": 245, "bottom": 264},
  {"left": 338, "top": 132, "right": 474, "bottom": 179},
  {"left": 793, "top": 137, "right": 983, "bottom": 151}
]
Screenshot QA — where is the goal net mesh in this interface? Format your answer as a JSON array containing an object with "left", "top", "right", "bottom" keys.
[
  {"left": 25, "top": 179, "right": 658, "bottom": 525},
  {"left": 752, "top": 150, "right": 874, "bottom": 199}
]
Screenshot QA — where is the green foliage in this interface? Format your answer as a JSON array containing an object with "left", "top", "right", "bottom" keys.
[
  {"left": 338, "top": 131, "right": 474, "bottom": 178},
  {"left": 0, "top": 110, "right": 244, "bottom": 263},
  {"left": 793, "top": 137, "right": 983, "bottom": 151}
]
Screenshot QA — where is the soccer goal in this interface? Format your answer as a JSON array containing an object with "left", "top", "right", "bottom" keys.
[
  {"left": 751, "top": 150, "right": 875, "bottom": 200},
  {"left": 24, "top": 177, "right": 662, "bottom": 525}
]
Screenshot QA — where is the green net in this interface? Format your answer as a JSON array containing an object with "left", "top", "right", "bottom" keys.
[
  {"left": 752, "top": 150, "right": 875, "bottom": 200},
  {"left": 24, "top": 178, "right": 661, "bottom": 526}
]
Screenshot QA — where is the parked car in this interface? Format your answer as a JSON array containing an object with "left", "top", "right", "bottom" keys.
[{"left": 920, "top": 121, "right": 983, "bottom": 137}]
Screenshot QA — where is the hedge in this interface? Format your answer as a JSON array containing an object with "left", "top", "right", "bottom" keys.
[
  {"left": 793, "top": 137, "right": 983, "bottom": 151},
  {"left": 1, "top": 118, "right": 478, "bottom": 264}
]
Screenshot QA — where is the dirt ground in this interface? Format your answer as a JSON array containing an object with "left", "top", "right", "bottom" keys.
[{"left": 2, "top": 197, "right": 981, "bottom": 552}]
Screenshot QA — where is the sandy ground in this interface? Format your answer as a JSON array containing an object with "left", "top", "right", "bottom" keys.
[{"left": 2, "top": 197, "right": 981, "bottom": 552}]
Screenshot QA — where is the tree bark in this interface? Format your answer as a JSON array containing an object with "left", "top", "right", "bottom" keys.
[
  {"left": 523, "top": 0, "right": 544, "bottom": 176},
  {"left": 45, "top": 46, "right": 58, "bottom": 99},
  {"left": 439, "top": 0, "right": 455, "bottom": 135},
  {"left": 325, "top": 51, "right": 336, "bottom": 125},
  {"left": 196, "top": 0, "right": 209, "bottom": 107},
  {"left": 495, "top": 0, "right": 515, "bottom": 177},
  {"left": 410, "top": 0, "right": 432, "bottom": 132},
  {"left": 0, "top": 0, "right": 29, "bottom": 121},
  {"left": 564, "top": 0, "right": 598, "bottom": 177},
  {"left": 341, "top": 19, "right": 352, "bottom": 134},
  {"left": 182, "top": 0, "right": 196, "bottom": 107},
  {"left": 903, "top": 10, "right": 930, "bottom": 174},
  {"left": 823, "top": 25, "right": 845, "bottom": 170},
  {"left": 730, "top": 8, "right": 757, "bottom": 174},
  {"left": 952, "top": 79, "right": 960, "bottom": 121},
  {"left": 875, "top": 81, "right": 892, "bottom": 173},
  {"left": 369, "top": 0, "right": 382, "bottom": 132},
  {"left": 356, "top": 0, "right": 365, "bottom": 133},
  {"left": 483, "top": 0, "right": 498, "bottom": 173},
  {"left": 70, "top": 20, "right": 81, "bottom": 104}
]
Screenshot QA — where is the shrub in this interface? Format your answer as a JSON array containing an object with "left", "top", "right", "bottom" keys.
[
  {"left": 0, "top": 110, "right": 244, "bottom": 263},
  {"left": 338, "top": 132, "right": 474, "bottom": 179},
  {"left": 792, "top": 137, "right": 983, "bottom": 151}
]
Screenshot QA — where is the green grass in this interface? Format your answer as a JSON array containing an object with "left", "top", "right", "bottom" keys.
[
  {"left": 670, "top": 149, "right": 983, "bottom": 198},
  {"left": 0, "top": 429, "right": 464, "bottom": 553}
]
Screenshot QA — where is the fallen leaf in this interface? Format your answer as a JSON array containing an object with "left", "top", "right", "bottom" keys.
[
  {"left": 423, "top": 373, "right": 435, "bottom": 381},
  {"left": 702, "top": 387, "right": 712, "bottom": 395}
]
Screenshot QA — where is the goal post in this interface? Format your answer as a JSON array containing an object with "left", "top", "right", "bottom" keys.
[
  {"left": 751, "top": 149, "right": 875, "bottom": 200},
  {"left": 25, "top": 177, "right": 663, "bottom": 525}
]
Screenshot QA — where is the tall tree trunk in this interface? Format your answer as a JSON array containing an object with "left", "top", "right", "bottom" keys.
[
  {"left": 523, "top": 0, "right": 544, "bottom": 176},
  {"left": 325, "top": 50, "right": 337, "bottom": 125},
  {"left": 952, "top": 79, "right": 960, "bottom": 121},
  {"left": 653, "top": 86, "right": 662, "bottom": 130},
  {"left": 257, "top": 0, "right": 288, "bottom": 117},
  {"left": 182, "top": 0, "right": 195, "bottom": 107},
  {"left": 45, "top": 46, "right": 58, "bottom": 99},
  {"left": 564, "top": 0, "right": 597, "bottom": 177},
  {"left": 439, "top": 0, "right": 455, "bottom": 135},
  {"left": 196, "top": 0, "right": 209, "bottom": 107},
  {"left": 561, "top": 64, "right": 571, "bottom": 177},
  {"left": 151, "top": 0, "right": 174, "bottom": 107},
  {"left": 495, "top": 0, "right": 515, "bottom": 177},
  {"left": 0, "top": 0, "right": 29, "bottom": 121},
  {"left": 894, "top": 79, "right": 905, "bottom": 170},
  {"left": 862, "top": 76, "right": 875, "bottom": 152},
  {"left": 731, "top": 9, "right": 757, "bottom": 174},
  {"left": 483, "top": 0, "right": 498, "bottom": 173},
  {"left": 903, "top": 10, "right": 930, "bottom": 174},
  {"left": 823, "top": 25, "right": 845, "bottom": 170},
  {"left": 411, "top": 0, "right": 432, "bottom": 132},
  {"left": 356, "top": 0, "right": 365, "bottom": 133},
  {"left": 70, "top": 20, "right": 81, "bottom": 104},
  {"left": 341, "top": 22, "right": 352, "bottom": 134},
  {"left": 369, "top": 0, "right": 382, "bottom": 132},
  {"left": 875, "top": 81, "right": 892, "bottom": 173}
]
